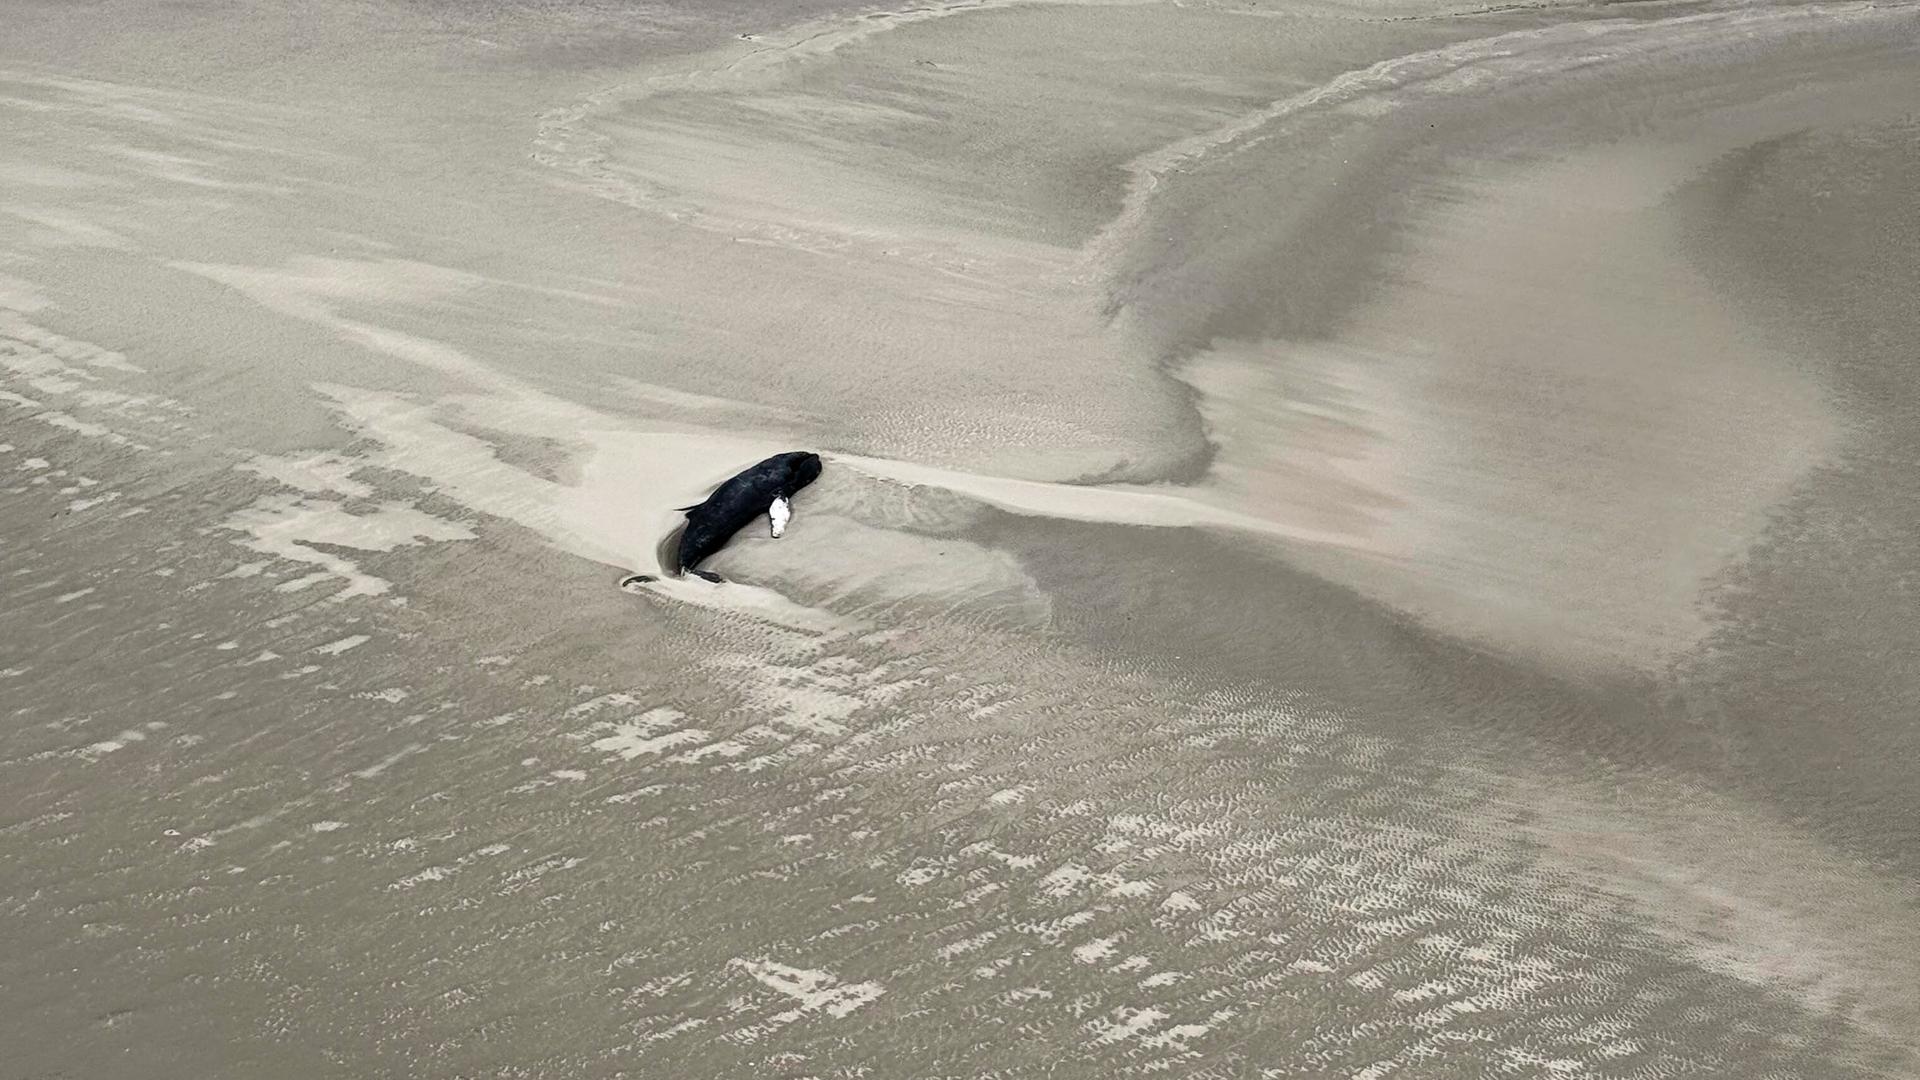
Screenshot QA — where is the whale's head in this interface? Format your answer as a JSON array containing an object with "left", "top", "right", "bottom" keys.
[{"left": 780, "top": 451, "right": 823, "bottom": 492}]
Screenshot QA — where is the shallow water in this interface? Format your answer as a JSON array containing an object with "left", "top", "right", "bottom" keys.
[{"left": 4, "top": 0, "right": 1919, "bottom": 1075}]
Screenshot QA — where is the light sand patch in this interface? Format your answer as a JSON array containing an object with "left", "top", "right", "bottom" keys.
[
  {"left": 1197, "top": 148, "right": 1841, "bottom": 670},
  {"left": 701, "top": 654, "right": 865, "bottom": 738},
  {"left": 0, "top": 311, "right": 144, "bottom": 374},
  {"left": 1073, "top": 936, "right": 1120, "bottom": 965},
  {"left": 353, "top": 687, "right": 408, "bottom": 703},
  {"left": 0, "top": 273, "right": 51, "bottom": 312},
  {"left": 831, "top": 451, "right": 1356, "bottom": 547},
  {"left": 0, "top": 312, "right": 190, "bottom": 457},
  {"left": 312, "top": 634, "right": 369, "bottom": 656},
  {"left": 385, "top": 842, "right": 513, "bottom": 891},
  {"left": 1088, "top": 1006, "right": 1169, "bottom": 1046},
  {"left": 706, "top": 512, "right": 1053, "bottom": 630},
  {"left": 220, "top": 493, "right": 474, "bottom": 599},
  {"left": 177, "top": 256, "right": 487, "bottom": 323},
  {"left": 241, "top": 452, "right": 372, "bottom": 498},
  {"left": 728, "top": 957, "right": 885, "bottom": 1024},
  {"left": 349, "top": 743, "right": 426, "bottom": 780},
  {"left": 0, "top": 203, "right": 137, "bottom": 249},
  {"left": 586, "top": 709, "right": 707, "bottom": 761},
  {"left": 75, "top": 728, "right": 147, "bottom": 759},
  {"left": 67, "top": 490, "right": 118, "bottom": 512}
]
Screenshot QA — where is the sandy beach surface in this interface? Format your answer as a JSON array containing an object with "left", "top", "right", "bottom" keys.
[{"left": 4, "top": 0, "right": 1919, "bottom": 1074}]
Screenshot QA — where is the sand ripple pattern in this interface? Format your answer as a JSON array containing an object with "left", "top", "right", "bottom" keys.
[
  {"left": 4, "top": 4, "right": 1919, "bottom": 1077},
  {"left": 1, "top": 342, "right": 1909, "bottom": 1073}
]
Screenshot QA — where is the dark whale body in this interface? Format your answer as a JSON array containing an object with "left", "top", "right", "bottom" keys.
[{"left": 623, "top": 451, "right": 821, "bottom": 586}]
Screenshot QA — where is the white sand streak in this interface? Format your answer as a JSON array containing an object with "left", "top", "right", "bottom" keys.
[{"left": 729, "top": 958, "right": 884, "bottom": 1023}]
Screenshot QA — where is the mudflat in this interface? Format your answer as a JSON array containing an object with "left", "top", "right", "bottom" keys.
[{"left": 3, "top": 0, "right": 1918, "bottom": 1075}]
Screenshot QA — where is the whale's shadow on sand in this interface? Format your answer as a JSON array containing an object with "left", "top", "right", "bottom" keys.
[{"left": 655, "top": 521, "right": 686, "bottom": 577}]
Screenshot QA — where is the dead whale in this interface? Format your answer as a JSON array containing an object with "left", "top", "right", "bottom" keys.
[{"left": 620, "top": 451, "right": 822, "bottom": 586}]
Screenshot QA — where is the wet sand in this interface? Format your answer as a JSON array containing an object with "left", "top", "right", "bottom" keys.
[{"left": 4, "top": 0, "right": 1920, "bottom": 1075}]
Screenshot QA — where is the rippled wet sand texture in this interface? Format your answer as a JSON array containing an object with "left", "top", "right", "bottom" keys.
[{"left": 4, "top": 0, "right": 1919, "bottom": 1075}]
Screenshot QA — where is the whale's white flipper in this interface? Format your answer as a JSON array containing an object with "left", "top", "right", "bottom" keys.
[{"left": 769, "top": 497, "right": 791, "bottom": 538}]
